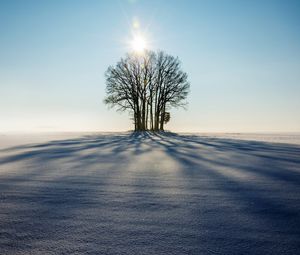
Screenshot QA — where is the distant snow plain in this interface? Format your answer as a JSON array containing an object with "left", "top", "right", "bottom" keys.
[{"left": 0, "top": 132, "right": 299, "bottom": 254}]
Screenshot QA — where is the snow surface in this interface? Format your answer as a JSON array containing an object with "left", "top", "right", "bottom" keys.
[{"left": 0, "top": 132, "right": 300, "bottom": 254}]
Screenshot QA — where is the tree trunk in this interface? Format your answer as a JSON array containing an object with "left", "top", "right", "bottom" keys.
[
  {"left": 134, "top": 111, "right": 137, "bottom": 131},
  {"left": 150, "top": 97, "right": 153, "bottom": 130},
  {"left": 142, "top": 98, "right": 146, "bottom": 130},
  {"left": 160, "top": 104, "right": 165, "bottom": 131},
  {"left": 136, "top": 99, "right": 142, "bottom": 131}
]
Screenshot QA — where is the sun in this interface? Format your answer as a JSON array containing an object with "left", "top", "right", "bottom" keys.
[{"left": 131, "top": 35, "right": 147, "bottom": 53}]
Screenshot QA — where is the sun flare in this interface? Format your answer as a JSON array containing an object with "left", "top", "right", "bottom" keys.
[{"left": 131, "top": 35, "right": 147, "bottom": 53}]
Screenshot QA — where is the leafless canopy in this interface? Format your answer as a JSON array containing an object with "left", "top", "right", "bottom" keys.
[{"left": 104, "top": 50, "right": 190, "bottom": 131}]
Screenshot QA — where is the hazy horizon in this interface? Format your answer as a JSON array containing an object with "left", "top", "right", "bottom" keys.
[{"left": 1, "top": 0, "right": 300, "bottom": 133}]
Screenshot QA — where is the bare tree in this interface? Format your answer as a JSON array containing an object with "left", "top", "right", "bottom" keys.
[{"left": 104, "top": 50, "right": 189, "bottom": 131}]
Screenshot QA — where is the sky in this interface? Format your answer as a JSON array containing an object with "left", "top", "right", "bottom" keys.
[{"left": 0, "top": 0, "right": 300, "bottom": 132}]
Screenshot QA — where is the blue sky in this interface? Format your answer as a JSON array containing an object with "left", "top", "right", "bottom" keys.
[{"left": 0, "top": 0, "right": 300, "bottom": 132}]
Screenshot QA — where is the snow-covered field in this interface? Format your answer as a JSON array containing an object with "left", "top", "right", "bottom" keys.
[{"left": 0, "top": 132, "right": 300, "bottom": 254}]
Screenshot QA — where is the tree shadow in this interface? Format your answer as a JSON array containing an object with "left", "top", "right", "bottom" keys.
[{"left": 0, "top": 132, "right": 300, "bottom": 254}]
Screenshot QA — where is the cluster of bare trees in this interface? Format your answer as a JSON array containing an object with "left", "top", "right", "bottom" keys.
[{"left": 104, "top": 50, "right": 189, "bottom": 131}]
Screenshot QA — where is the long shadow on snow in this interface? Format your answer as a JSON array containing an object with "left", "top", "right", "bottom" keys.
[{"left": 1, "top": 132, "right": 300, "bottom": 254}]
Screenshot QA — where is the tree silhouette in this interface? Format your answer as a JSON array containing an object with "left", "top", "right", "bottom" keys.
[{"left": 104, "top": 50, "right": 189, "bottom": 131}]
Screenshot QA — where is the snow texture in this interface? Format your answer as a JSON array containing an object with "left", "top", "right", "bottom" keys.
[{"left": 0, "top": 132, "right": 300, "bottom": 254}]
